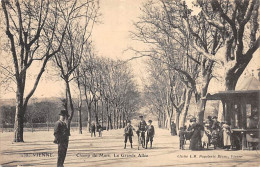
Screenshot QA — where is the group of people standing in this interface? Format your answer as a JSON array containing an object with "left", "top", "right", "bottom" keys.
[
  {"left": 123, "top": 115, "right": 155, "bottom": 149},
  {"left": 90, "top": 121, "right": 103, "bottom": 137},
  {"left": 53, "top": 110, "right": 155, "bottom": 167},
  {"left": 179, "top": 116, "right": 233, "bottom": 151}
]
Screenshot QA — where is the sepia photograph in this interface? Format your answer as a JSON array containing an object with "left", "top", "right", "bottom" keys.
[{"left": 0, "top": 0, "right": 259, "bottom": 167}]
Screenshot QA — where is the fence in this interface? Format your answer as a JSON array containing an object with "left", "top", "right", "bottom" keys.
[{"left": 1, "top": 121, "right": 90, "bottom": 132}]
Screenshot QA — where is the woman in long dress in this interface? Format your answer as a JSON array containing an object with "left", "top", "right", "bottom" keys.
[
  {"left": 222, "top": 122, "right": 231, "bottom": 150},
  {"left": 202, "top": 124, "right": 211, "bottom": 149},
  {"left": 189, "top": 119, "right": 202, "bottom": 150}
]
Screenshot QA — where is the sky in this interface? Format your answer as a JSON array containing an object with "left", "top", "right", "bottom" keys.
[{"left": 0, "top": 0, "right": 259, "bottom": 100}]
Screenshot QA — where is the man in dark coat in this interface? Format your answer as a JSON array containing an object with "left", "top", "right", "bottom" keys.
[
  {"left": 54, "top": 110, "right": 70, "bottom": 167},
  {"left": 171, "top": 121, "right": 177, "bottom": 136},
  {"left": 137, "top": 115, "right": 147, "bottom": 148}
]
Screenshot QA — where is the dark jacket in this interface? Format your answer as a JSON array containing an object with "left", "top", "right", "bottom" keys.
[
  {"left": 147, "top": 125, "right": 155, "bottom": 137},
  {"left": 90, "top": 124, "right": 96, "bottom": 131},
  {"left": 179, "top": 130, "right": 185, "bottom": 141},
  {"left": 124, "top": 124, "right": 135, "bottom": 136},
  {"left": 138, "top": 120, "right": 147, "bottom": 131},
  {"left": 54, "top": 120, "right": 70, "bottom": 144},
  {"left": 97, "top": 124, "right": 102, "bottom": 131}
]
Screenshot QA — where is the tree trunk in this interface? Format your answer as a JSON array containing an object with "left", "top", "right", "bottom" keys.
[
  {"left": 107, "top": 114, "right": 110, "bottom": 131},
  {"left": 106, "top": 99, "right": 110, "bottom": 130},
  {"left": 113, "top": 107, "right": 116, "bottom": 129},
  {"left": 109, "top": 114, "right": 113, "bottom": 129},
  {"left": 101, "top": 99, "right": 104, "bottom": 127},
  {"left": 179, "top": 89, "right": 192, "bottom": 128},
  {"left": 95, "top": 100, "right": 99, "bottom": 125},
  {"left": 119, "top": 114, "right": 122, "bottom": 129},
  {"left": 116, "top": 115, "right": 119, "bottom": 129},
  {"left": 175, "top": 112, "right": 180, "bottom": 132},
  {"left": 13, "top": 88, "right": 25, "bottom": 142},
  {"left": 87, "top": 105, "right": 92, "bottom": 132},
  {"left": 66, "top": 81, "right": 74, "bottom": 132},
  {"left": 166, "top": 110, "right": 173, "bottom": 130},
  {"left": 224, "top": 67, "right": 243, "bottom": 90},
  {"left": 78, "top": 109, "right": 82, "bottom": 134},
  {"left": 196, "top": 70, "right": 211, "bottom": 123},
  {"left": 122, "top": 110, "right": 125, "bottom": 128},
  {"left": 77, "top": 77, "right": 83, "bottom": 134}
]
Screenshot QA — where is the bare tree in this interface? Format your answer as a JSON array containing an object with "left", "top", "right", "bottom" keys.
[
  {"left": 0, "top": 0, "right": 80, "bottom": 142},
  {"left": 53, "top": 0, "right": 99, "bottom": 132}
]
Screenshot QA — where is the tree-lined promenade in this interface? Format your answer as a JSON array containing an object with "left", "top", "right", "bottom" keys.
[
  {"left": 0, "top": 0, "right": 259, "bottom": 147},
  {"left": 0, "top": 0, "right": 140, "bottom": 142},
  {"left": 0, "top": 126, "right": 259, "bottom": 167}
]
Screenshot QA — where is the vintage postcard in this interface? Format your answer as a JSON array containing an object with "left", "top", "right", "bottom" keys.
[{"left": 0, "top": 0, "right": 259, "bottom": 167}]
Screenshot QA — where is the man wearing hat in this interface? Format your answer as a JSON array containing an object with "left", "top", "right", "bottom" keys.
[
  {"left": 146, "top": 120, "right": 155, "bottom": 149},
  {"left": 137, "top": 115, "right": 147, "bottom": 148},
  {"left": 54, "top": 110, "right": 70, "bottom": 167},
  {"left": 138, "top": 115, "right": 147, "bottom": 132}
]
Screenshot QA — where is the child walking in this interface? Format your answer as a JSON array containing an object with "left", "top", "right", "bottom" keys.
[
  {"left": 146, "top": 120, "right": 155, "bottom": 149},
  {"left": 124, "top": 120, "right": 135, "bottom": 149}
]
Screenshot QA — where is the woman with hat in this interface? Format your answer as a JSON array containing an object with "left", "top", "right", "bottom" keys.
[{"left": 189, "top": 118, "right": 202, "bottom": 150}]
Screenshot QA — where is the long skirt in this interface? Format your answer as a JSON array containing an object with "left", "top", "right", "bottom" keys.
[
  {"left": 190, "top": 133, "right": 201, "bottom": 150},
  {"left": 223, "top": 130, "right": 231, "bottom": 146}
]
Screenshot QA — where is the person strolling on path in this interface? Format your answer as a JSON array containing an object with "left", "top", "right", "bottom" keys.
[
  {"left": 97, "top": 122, "right": 102, "bottom": 137},
  {"left": 189, "top": 118, "right": 202, "bottom": 150},
  {"left": 146, "top": 120, "right": 155, "bottom": 149},
  {"left": 124, "top": 120, "right": 135, "bottom": 149},
  {"left": 90, "top": 121, "right": 96, "bottom": 137},
  {"left": 53, "top": 110, "right": 70, "bottom": 167},
  {"left": 171, "top": 121, "right": 177, "bottom": 136}
]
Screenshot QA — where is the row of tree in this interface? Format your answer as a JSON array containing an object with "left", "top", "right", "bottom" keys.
[
  {"left": 132, "top": 0, "right": 259, "bottom": 131},
  {"left": 0, "top": 0, "right": 141, "bottom": 142},
  {"left": 67, "top": 53, "right": 141, "bottom": 134}
]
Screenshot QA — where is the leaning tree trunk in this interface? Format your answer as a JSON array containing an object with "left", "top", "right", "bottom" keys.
[
  {"left": 196, "top": 68, "right": 211, "bottom": 123},
  {"left": 224, "top": 66, "right": 243, "bottom": 91}
]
